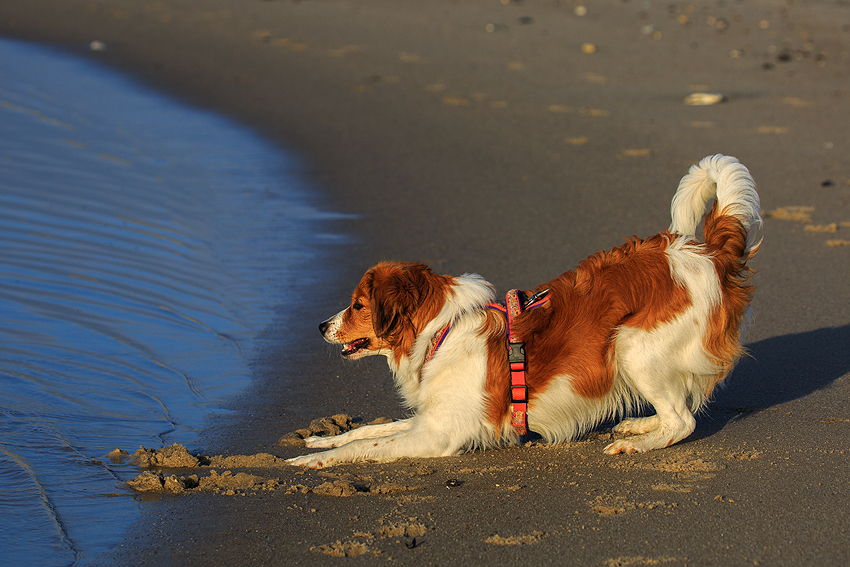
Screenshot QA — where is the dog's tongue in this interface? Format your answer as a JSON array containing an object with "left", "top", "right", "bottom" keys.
[{"left": 342, "top": 338, "right": 369, "bottom": 355}]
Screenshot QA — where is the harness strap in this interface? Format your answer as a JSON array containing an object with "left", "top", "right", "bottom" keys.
[
  {"left": 487, "top": 289, "right": 550, "bottom": 436},
  {"left": 424, "top": 321, "right": 452, "bottom": 363},
  {"left": 505, "top": 289, "right": 528, "bottom": 435}
]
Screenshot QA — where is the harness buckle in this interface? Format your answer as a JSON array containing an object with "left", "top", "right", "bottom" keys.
[
  {"left": 523, "top": 288, "right": 550, "bottom": 309},
  {"left": 507, "top": 342, "right": 526, "bottom": 364}
]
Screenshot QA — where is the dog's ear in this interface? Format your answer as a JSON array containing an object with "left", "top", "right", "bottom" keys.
[{"left": 370, "top": 263, "right": 431, "bottom": 339}]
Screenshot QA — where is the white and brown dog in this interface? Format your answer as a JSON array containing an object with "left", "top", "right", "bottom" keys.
[{"left": 288, "top": 155, "right": 761, "bottom": 469}]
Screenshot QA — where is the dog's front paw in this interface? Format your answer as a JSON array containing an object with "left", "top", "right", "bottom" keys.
[
  {"left": 304, "top": 435, "right": 338, "bottom": 449},
  {"left": 286, "top": 453, "right": 335, "bottom": 469}
]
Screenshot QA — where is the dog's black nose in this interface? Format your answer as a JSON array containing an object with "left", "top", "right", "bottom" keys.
[{"left": 318, "top": 320, "right": 329, "bottom": 335}]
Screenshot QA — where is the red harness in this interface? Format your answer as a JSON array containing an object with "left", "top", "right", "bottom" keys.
[
  {"left": 487, "top": 289, "right": 550, "bottom": 435},
  {"left": 424, "top": 288, "right": 550, "bottom": 436}
]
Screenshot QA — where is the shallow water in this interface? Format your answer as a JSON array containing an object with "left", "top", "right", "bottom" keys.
[{"left": 0, "top": 38, "right": 343, "bottom": 566}]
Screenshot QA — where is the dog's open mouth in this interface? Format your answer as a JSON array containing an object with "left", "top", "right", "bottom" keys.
[{"left": 341, "top": 338, "right": 370, "bottom": 357}]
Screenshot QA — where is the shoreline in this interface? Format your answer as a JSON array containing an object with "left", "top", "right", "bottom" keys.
[
  {"left": 2, "top": 1, "right": 850, "bottom": 565},
  {"left": 0, "top": 35, "right": 356, "bottom": 565}
]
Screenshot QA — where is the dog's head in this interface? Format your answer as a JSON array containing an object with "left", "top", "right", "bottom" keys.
[{"left": 319, "top": 262, "right": 451, "bottom": 361}]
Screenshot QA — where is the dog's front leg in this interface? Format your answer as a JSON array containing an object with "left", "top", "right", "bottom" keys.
[
  {"left": 288, "top": 425, "right": 457, "bottom": 469},
  {"left": 290, "top": 350, "right": 492, "bottom": 468},
  {"left": 303, "top": 418, "right": 413, "bottom": 449}
]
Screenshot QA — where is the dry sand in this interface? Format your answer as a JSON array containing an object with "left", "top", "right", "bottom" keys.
[
  {"left": 2, "top": 0, "right": 850, "bottom": 565},
  {"left": 116, "top": 419, "right": 795, "bottom": 562}
]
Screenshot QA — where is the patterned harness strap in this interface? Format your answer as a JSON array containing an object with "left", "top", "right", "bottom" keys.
[
  {"left": 486, "top": 289, "right": 550, "bottom": 436},
  {"left": 424, "top": 320, "right": 453, "bottom": 364}
]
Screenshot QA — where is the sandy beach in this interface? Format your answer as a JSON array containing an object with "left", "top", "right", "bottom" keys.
[{"left": 2, "top": 0, "right": 849, "bottom": 565}]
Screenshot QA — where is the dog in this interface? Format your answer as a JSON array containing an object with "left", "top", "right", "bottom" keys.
[{"left": 288, "top": 155, "right": 761, "bottom": 469}]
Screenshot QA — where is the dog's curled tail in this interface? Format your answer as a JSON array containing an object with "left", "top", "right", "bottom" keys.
[{"left": 669, "top": 154, "right": 762, "bottom": 257}]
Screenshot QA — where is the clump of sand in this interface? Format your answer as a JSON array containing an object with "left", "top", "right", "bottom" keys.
[
  {"left": 612, "top": 450, "right": 726, "bottom": 475},
  {"left": 120, "top": 414, "right": 398, "bottom": 495},
  {"left": 485, "top": 531, "right": 545, "bottom": 545},
  {"left": 313, "top": 480, "right": 358, "bottom": 497},
  {"left": 208, "top": 453, "right": 283, "bottom": 468},
  {"left": 127, "top": 469, "right": 278, "bottom": 495},
  {"left": 763, "top": 206, "right": 814, "bottom": 222},
  {"left": 278, "top": 414, "right": 354, "bottom": 446},
  {"left": 127, "top": 471, "right": 196, "bottom": 493},
  {"left": 603, "top": 557, "right": 676, "bottom": 567},
  {"left": 120, "top": 438, "right": 418, "bottom": 497},
  {"left": 108, "top": 448, "right": 129, "bottom": 461},
  {"left": 198, "top": 470, "right": 274, "bottom": 493},
  {"left": 311, "top": 540, "right": 371, "bottom": 557},
  {"left": 311, "top": 521, "right": 428, "bottom": 557},
  {"left": 130, "top": 443, "right": 202, "bottom": 468},
  {"left": 118, "top": 443, "right": 282, "bottom": 495},
  {"left": 303, "top": 479, "right": 421, "bottom": 497},
  {"left": 378, "top": 522, "right": 427, "bottom": 538},
  {"left": 590, "top": 494, "right": 673, "bottom": 516}
]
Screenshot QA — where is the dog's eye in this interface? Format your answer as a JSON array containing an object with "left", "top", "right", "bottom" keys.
[{"left": 352, "top": 302, "right": 364, "bottom": 311}]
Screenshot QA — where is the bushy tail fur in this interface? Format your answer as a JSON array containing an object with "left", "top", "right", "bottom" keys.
[{"left": 669, "top": 154, "right": 762, "bottom": 256}]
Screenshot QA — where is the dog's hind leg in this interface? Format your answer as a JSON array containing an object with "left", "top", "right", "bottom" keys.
[
  {"left": 604, "top": 375, "right": 696, "bottom": 454},
  {"left": 612, "top": 415, "right": 659, "bottom": 435}
]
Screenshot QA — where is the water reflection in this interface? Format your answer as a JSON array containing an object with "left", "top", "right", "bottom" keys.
[{"left": 0, "top": 38, "right": 340, "bottom": 565}]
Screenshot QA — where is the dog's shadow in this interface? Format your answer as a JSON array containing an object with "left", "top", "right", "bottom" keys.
[{"left": 693, "top": 323, "right": 850, "bottom": 439}]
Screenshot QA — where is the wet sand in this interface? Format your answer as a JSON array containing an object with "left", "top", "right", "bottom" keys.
[{"left": 2, "top": 0, "right": 850, "bottom": 565}]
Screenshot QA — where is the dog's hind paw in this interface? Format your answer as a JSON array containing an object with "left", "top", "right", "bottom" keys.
[
  {"left": 304, "top": 435, "right": 338, "bottom": 449},
  {"left": 603, "top": 440, "right": 644, "bottom": 455}
]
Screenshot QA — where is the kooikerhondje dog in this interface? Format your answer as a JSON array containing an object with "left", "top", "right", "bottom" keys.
[{"left": 288, "top": 155, "right": 761, "bottom": 469}]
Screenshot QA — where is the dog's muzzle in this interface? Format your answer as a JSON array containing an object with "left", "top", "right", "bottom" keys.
[{"left": 318, "top": 320, "right": 330, "bottom": 336}]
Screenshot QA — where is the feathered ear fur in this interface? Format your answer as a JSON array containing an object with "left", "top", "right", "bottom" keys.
[{"left": 369, "top": 263, "right": 434, "bottom": 339}]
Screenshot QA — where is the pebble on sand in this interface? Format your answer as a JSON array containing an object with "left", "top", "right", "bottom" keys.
[{"left": 684, "top": 92, "right": 725, "bottom": 106}]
